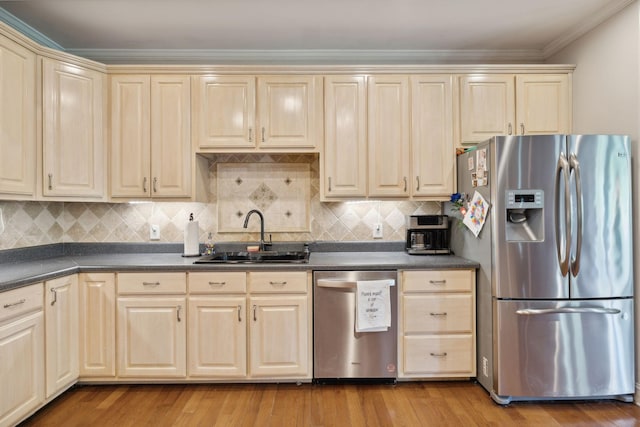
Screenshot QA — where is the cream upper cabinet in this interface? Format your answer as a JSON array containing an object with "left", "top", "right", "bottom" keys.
[
  {"left": 0, "top": 34, "right": 36, "bottom": 199},
  {"left": 323, "top": 75, "right": 367, "bottom": 198},
  {"left": 78, "top": 273, "right": 116, "bottom": 378},
  {"left": 515, "top": 74, "right": 571, "bottom": 136},
  {"left": 368, "top": 75, "right": 410, "bottom": 197},
  {"left": 410, "top": 75, "right": 455, "bottom": 198},
  {"left": 42, "top": 58, "right": 106, "bottom": 199},
  {"left": 257, "top": 75, "right": 322, "bottom": 150},
  {"left": 192, "top": 75, "right": 322, "bottom": 151},
  {"left": 459, "top": 73, "right": 571, "bottom": 144},
  {"left": 45, "top": 275, "right": 79, "bottom": 398},
  {"left": 110, "top": 75, "right": 191, "bottom": 199},
  {"left": 192, "top": 75, "right": 256, "bottom": 149}
]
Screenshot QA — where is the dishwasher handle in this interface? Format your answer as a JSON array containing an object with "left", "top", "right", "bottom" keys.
[{"left": 316, "top": 279, "right": 396, "bottom": 289}]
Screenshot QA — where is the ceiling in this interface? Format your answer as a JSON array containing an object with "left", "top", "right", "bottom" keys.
[{"left": 0, "top": 0, "right": 634, "bottom": 64}]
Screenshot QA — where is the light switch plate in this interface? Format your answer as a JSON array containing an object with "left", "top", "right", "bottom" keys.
[{"left": 150, "top": 224, "right": 160, "bottom": 240}]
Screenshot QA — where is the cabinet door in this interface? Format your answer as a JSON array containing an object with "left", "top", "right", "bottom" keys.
[
  {"left": 192, "top": 75, "right": 256, "bottom": 149},
  {"left": 188, "top": 296, "right": 246, "bottom": 378},
  {"left": 45, "top": 275, "right": 79, "bottom": 398},
  {"left": 368, "top": 75, "right": 410, "bottom": 197},
  {"left": 323, "top": 75, "right": 367, "bottom": 198},
  {"left": 42, "top": 58, "right": 105, "bottom": 198},
  {"left": 0, "top": 311, "right": 44, "bottom": 427},
  {"left": 0, "top": 34, "right": 36, "bottom": 198},
  {"left": 78, "top": 273, "right": 115, "bottom": 378},
  {"left": 249, "top": 295, "right": 309, "bottom": 378},
  {"left": 411, "top": 75, "right": 455, "bottom": 198},
  {"left": 459, "top": 74, "right": 515, "bottom": 144},
  {"left": 117, "top": 296, "right": 186, "bottom": 377},
  {"left": 257, "top": 75, "right": 321, "bottom": 149},
  {"left": 516, "top": 74, "right": 571, "bottom": 135},
  {"left": 110, "top": 75, "right": 151, "bottom": 198},
  {"left": 150, "top": 75, "right": 191, "bottom": 197}
]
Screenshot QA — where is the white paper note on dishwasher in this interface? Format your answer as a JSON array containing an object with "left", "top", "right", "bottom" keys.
[{"left": 355, "top": 279, "right": 394, "bottom": 332}]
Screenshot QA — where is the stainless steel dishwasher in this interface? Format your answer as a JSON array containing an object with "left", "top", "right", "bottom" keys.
[{"left": 313, "top": 270, "right": 397, "bottom": 381}]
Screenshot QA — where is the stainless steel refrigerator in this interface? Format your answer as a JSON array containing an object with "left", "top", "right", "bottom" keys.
[{"left": 451, "top": 135, "right": 634, "bottom": 404}]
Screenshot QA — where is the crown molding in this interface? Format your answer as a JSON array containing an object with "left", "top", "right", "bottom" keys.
[
  {"left": 66, "top": 48, "right": 547, "bottom": 65},
  {"left": 0, "top": 7, "right": 64, "bottom": 50},
  {"left": 542, "top": 0, "right": 635, "bottom": 57}
]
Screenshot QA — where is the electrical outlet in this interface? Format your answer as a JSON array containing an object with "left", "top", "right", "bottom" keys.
[
  {"left": 150, "top": 224, "right": 160, "bottom": 240},
  {"left": 373, "top": 223, "right": 383, "bottom": 239}
]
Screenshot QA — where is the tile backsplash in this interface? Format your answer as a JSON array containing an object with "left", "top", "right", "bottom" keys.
[{"left": 0, "top": 154, "right": 442, "bottom": 250}]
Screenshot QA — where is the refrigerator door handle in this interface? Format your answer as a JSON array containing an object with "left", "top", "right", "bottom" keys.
[
  {"left": 555, "top": 154, "right": 571, "bottom": 277},
  {"left": 516, "top": 307, "right": 621, "bottom": 315},
  {"left": 569, "top": 153, "right": 583, "bottom": 277}
]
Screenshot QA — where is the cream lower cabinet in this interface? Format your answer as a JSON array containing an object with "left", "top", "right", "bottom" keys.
[
  {"left": 116, "top": 273, "right": 187, "bottom": 378},
  {"left": 458, "top": 73, "right": 571, "bottom": 144},
  {"left": 78, "top": 273, "right": 116, "bottom": 378},
  {"left": 0, "top": 283, "right": 44, "bottom": 427},
  {"left": 44, "top": 275, "right": 79, "bottom": 398},
  {"left": 42, "top": 58, "right": 106, "bottom": 199},
  {"left": 399, "top": 269, "right": 476, "bottom": 379},
  {"left": 248, "top": 271, "right": 311, "bottom": 379},
  {"left": 188, "top": 272, "right": 247, "bottom": 378}
]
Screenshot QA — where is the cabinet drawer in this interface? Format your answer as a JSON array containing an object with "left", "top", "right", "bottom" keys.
[
  {"left": 403, "top": 335, "right": 474, "bottom": 375},
  {"left": 0, "top": 283, "right": 43, "bottom": 323},
  {"left": 117, "top": 272, "right": 186, "bottom": 295},
  {"left": 248, "top": 271, "right": 308, "bottom": 293},
  {"left": 189, "top": 272, "right": 246, "bottom": 294},
  {"left": 402, "top": 270, "right": 473, "bottom": 293},
  {"left": 403, "top": 294, "right": 473, "bottom": 334}
]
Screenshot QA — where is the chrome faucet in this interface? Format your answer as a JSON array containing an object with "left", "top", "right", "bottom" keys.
[{"left": 243, "top": 209, "right": 271, "bottom": 251}]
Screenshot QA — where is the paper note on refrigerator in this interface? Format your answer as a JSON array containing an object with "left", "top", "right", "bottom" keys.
[{"left": 463, "top": 191, "right": 490, "bottom": 237}]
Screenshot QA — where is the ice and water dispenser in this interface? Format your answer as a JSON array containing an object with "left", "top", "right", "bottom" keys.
[{"left": 505, "top": 190, "right": 544, "bottom": 241}]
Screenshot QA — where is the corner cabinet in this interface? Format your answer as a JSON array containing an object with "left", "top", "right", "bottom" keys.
[
  {"left": 116, "top": 272, "right": 187, "bottom": 378},
  {"left": 41, "top": 58, "right": 106, "bottom": 199},
  {"left": 44, "top": 275, "right": 79, "bottom": 398},
  {"left": 0, "top": 34, "right": 36, "bottom": 199},
  {"left": 110, "top": 75, "right": 191, "bottom": 199},
  {"left": 458, "top": 73, "right": 571, "bottom": 144},
  {"left": 398, "top": 269, "right": 476, "bottom": 379},
  {"left": 193, "top": 75, "right": 322, "bottom": 151}
]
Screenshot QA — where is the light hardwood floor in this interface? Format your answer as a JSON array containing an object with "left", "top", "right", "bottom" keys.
[{"left": 19, "top": 381, "right": 640, "bottom": 426}]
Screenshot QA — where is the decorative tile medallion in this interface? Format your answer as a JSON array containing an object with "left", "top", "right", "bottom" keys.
[{"left": 217, "top": 163, "right": 311, "bottom": 232}]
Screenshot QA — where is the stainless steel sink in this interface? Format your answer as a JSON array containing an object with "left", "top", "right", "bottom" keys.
[{"left": 193, "top": 250, "right": 310, "bottom": 264}]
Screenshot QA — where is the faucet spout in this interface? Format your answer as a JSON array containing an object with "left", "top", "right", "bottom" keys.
[{"left": 243, "top": 209, "right": 270, "bottom": 251}]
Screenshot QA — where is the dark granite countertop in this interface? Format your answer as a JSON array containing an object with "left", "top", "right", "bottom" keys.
[{"left": 0, "top": 242, "right": 479, "bottom": 292}]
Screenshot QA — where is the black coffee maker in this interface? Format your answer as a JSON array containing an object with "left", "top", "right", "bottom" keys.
[{"left": 405, "top": 215, "right": 450, "bottom": 255}]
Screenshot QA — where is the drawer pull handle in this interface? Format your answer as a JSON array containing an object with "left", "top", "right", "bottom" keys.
[
  {"left": 237, "top": 305, "right": 242, "bottom": 322},
  {"left": 4, "top": 298, "right": 26, "bottom": 309},
  {"left": 253, "top": 304, "right": 257, "bottom": 321},
  {"left": 261, "top": 127, "right": 266, "bottom": 142},
  {"left": 50, "top": 288, "right": 57, "bottom": 306},
  {"left": 430, "top": 352, "right": 448, "bottom": 358},
  {"left": 208, "top": 281, "right": 226, "bottom": 287},
  {"left": 48, "top": 173, "right": 53, "bottom": 190},
  {"left": 248, "top": 127, "right": 253, "bottom": 142},
  {"left": 430, "top": 312, "right": 448, "bottom": 317},
  {"left": 177, "top": 305, "right": 182, "bottom": 322},
  {"left": 153, "top": 177, "right": 158, "bottom": 193},
  {"left": 143, "top": 177, "right": 148, "bottom": 193},
  {"left": 429, "top": 280, "right": 447, "bottom": 285},
  {"left": 143, "top": 282, "right": 160, "bottom": 287},
  {"left": 269, "top": 281, "right": 287, "bottom": 286}
]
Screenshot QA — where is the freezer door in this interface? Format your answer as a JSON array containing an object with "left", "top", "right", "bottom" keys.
[
  {"left": 568, "top": 135, "right": 633, "bottom": 298},
  {"left": 494, "top": 299, "right": 634, "bottom": 400},
  {"left": 493, "top": 135, "right": 567, "bottom": 299}
]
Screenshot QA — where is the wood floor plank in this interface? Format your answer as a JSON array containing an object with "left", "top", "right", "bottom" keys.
[{"left": 18, "top": 381, "right": 640, "bottom": 427}]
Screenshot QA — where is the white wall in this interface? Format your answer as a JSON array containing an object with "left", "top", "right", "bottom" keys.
[{"left": 547, "top": 0, "right": 640, "bottom": 399}]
